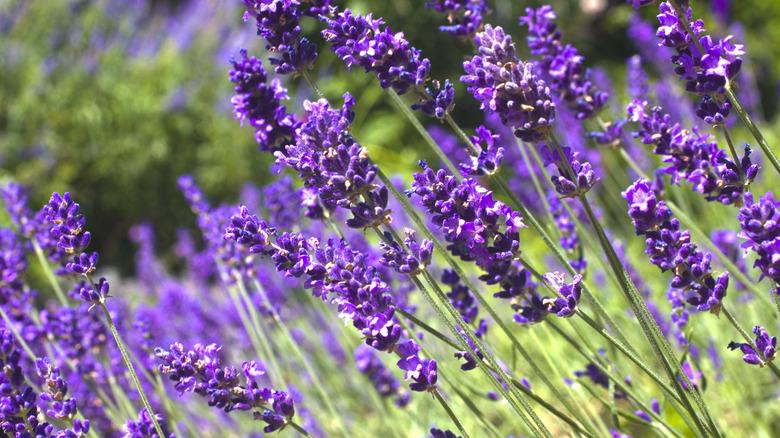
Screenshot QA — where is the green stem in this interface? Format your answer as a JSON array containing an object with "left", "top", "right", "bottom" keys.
[
  {"left": 724, "top": 84, "right": 780, "bottom": 175},
  {"left": 434, "top": 390, "right": 471, "bottom": 438},
  {"left": 289, "top": 419, "right": 311, "bottom": 437},
  {"left": 249, "top": 278, "right": 347, "bottom": 436},
  {"left": 387, "top": 89, "right": 463, "bottom": 179},
  {"left": 31, "top": 240, "right": 68, "bottom": 306},
  {"left": 98, "top": 302, "right": 165, "bottom": 438},
  {"left": 395, "top": 308, "right": 593, "bottom": 437},
  {"left": 371, "top": 227, "right": 544, "bottom": 436}
]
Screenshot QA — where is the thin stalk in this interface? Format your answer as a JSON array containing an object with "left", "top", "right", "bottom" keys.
[
  {"left": 514, "top": 138, "right": 556, "bottom": 231},
  {"left": 724, "top": 84, "right": 780, "bottom": 175},
  {"left": 379, "top": 223, "right": 554, "bottom": 436},
  {"left": 0, "top": 307, "right": 37, "bottom": 359},
  {"left": 289, "top": 419, "right": 311, "bottom": 437},
  {"left": 548, "top": 132, "right": 720, "bottom": 437},
  {"left": 376, "top": 166, "right": 673, "bottom": 409},
  {"left": 98, "top": 301, "right": 165, "bottom": 438},
  {"left": 225, "top": 282, "right": 282, "bottom": 383},
  {"left": 31, "top": 240, "right": 68, "bottom": 306},
  {"left": 393, "top": 315, "right": 499, "bottom": 436},
  {"left": 232, "top": 276, "right": 286, "bottom": 385},
  {"left": 720, "top": 126, "right": 744, "bottom": 177},
  {"left": 395, "top": 308, "right": 593, "bottom": 437},
  {"left": 548, "top": 321, "right": 688, "bottom": 438},
  {"left": 434, "top": 390, "right": 471, "bottom": 438},
  {"left": 248, "top": 278, "right": 347, "bottom": 436},
  {"left": 387, "top": 89, "right": 463, "bottom": 179},
  {"left": 444, "top": 379, "right": 503, "bottom": 438}
]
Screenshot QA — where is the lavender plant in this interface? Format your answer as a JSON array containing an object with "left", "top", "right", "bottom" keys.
[{"left": 4, "top": 0, "right": 780, "bottom": 436}]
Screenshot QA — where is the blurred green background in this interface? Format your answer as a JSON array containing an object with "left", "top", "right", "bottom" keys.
[{"left": 2, "top": 0, "right": 779, "bottom": 271}]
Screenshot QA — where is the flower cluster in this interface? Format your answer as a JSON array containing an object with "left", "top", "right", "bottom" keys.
[
  {"left": 623, "top": 179, "right": 729, "bottom": 314},
  {"left": 156, "top": 342, "right": 295, "bottom": 432},
  {"left": 461, "top": 25, "right": 556, "bottom": 142},
  {"left": 355, "top": 345, "right": 410, "bottom": 407},
  {"left": 738, "top": 193, "right": 780, "bottom": 292},
  {"left": 411, "top": 164, "right": 581, "bottom": 323},
  {"left": 655, "top": 1, "right": 744, "bottom": 124},
  {"left": 241, "top": 0, "right": 318, "bottom": 74},
  {"left": 728, "top": 326, "right": 777, "bottom": 367},
  {"left": 224, "top": 206, "right": 437, "bottom": 392},
  {"left": 459, "top": 125, "right": 504, "bottom": 176},
  {"left": 627, "top": 99, "right": 757, "bottom": 204},
  {"left": 276, "top": 93, "right": 391, "bottom": 229},
  {"left": 0, "top": 329, "right": 91, "bottom": 437},
  {"left": 229, "top": 49, "right": 298, "bottom": 152},
  {"left": 379, "top": 229, "right": 434, "bottom": 275},
  {"left": 425, "top": 0, "right": 487, "bottom": 37},
  {"left": 123, "top": 409, "right": 168, "bottom": 438},
  {"left": 548, "top": 195, "right": 585, "bottom": 273},
  {"left": 540, "top": 144, "right": 597, "bottom": 198},
  {"left": 541, "top": 272, "right": 582, "bottom": 318},
  {"left": 412, "top": 80, "right": 455, "bottom": 119},
  {"left": 520, "top": 6, "right": 608, "bottom": 120},
  {"left": 442, "top": 269, "right": 486, "bottom": 335},
  {"left": 322, "top": 9, "right": 431, "bottom": 95}
]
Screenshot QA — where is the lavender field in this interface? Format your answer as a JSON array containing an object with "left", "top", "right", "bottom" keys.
[{"left": 2, "top": 0, "right": 780, "bottom": 436}]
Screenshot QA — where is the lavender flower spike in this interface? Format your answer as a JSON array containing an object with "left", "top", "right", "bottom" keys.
[
  {"left": 738, "top": 192, "right": 780, "bottom": 293},
  {"left": 322, "top": 9, "right": 431, "bottom": 95},
  {"left": 461, "top": 25, "right": 556, "bottom": 142},
  {"left": 520, "top": 6, "right": 608, "bottom": 120},
  {"left": 425, "top": 0, "right": 487, "bottom": 37},
  {"left": 655, "top": 2, "right": 744, "bottom": 124},
  {"left": 623, "top": 179, "right": 729, "bottom": 314},
  {"left": 229, "top": 49, "right": 297, "bottom": 152},
  {"left": 728, "top": 326, "right": 777, "bottom": 367}
]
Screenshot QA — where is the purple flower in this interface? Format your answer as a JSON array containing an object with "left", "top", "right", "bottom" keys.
[
  {"left": 411, "top": 165, "right": 557, "bottom": 324},
  {"left": 380, "top": 229, "right": 433, "bottom": 275},
  {"left": 461, "top": 25, "right": 555, "bottom": 142},
  {"left": 442, "top": 269, "right": 483, "bottom": 329},
  {"left": 738, "top": 193, "right": 780, "bottom": 291},
  {"left": 123, "top": 409, "right": 168, "bottom": 438},
  {"left": 1, "top": 182, "right": 39, "bottom": 237},
  {"left": 626, "top": 55, "right": 649, "bottom": 100},
  {"left": 224, "top": 205, "right": 273, "bottom": 254},
  {"left": 728, "top": 325, "right": 777, "bottom": 366},
  {"left": 627, "top": 99, "right": 757, "bottom": 205},
  {"left": 459, "top": 125, "right": 504, "bottom": 176},
  {"left": 322, "top": 9, "right": 431, "bottom": 94},
  {"left": 241, "top": 0, "right": 317, "bottom": 74},
  {"left": 275, "top": 93, "right": 390, "bottom": 229},
  {"left": 540, "top": 144, "right": 597, "bottom": 198},
  {"left": 520, "top": 6, "right": 608, "bottom": 120},
  {"left": 396, "top": 340, "right": 438, "bottom": 392},
  {"left": 412, "top": 79, "right": 455, "bottom": 119},
  {"left": 262, "top": 175, "right": 301, "bottom": 227},
  {"left": 623, "top": 179, "right": 729, "bottom": 314},
  {"left": 430, "top": 428, "right": 461, "bottom": 438},
  {"left": 425, "top": 0, "right": 487, "bottom": 37},
  {"left": 229, "top": 50, "right": 298, "bottom": 152},
  {"left": 541, "top": 272, "right": 582, "bottom": 317},
  {"left": 155, "top": 342, "right": 296, "bottom": 431},
  {"left": 655, "top": 2, "right": 744, "bottom": 124},
  {"left": 355, "top": 345, "right": 409, "bottom": 407}
]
